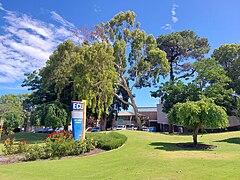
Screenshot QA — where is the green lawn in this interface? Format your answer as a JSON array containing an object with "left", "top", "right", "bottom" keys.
[
  {"left": 0, "top": 132, "right": 48, "bottom": 154},
  {"left": 0, "top": 131, "right": 240, "bottom": 180}
]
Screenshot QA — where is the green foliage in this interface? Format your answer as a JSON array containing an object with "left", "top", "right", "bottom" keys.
[
  {"left": 86, "top": 132, "right": 127, "bottom": 150},
  {"left": 212, "top": 44, "right": 240, "bottom": 94},
  {"left": 2, "top": 137, "right": 17, "bottom": 155},
  {"left": 1, "top": 131, "right": 97, "bottom": 161},
  {"left": 1, "top": 131, "right": 240, "bottom": 179},
  {"left": 157, "top": 30, "right": 210, "bottom": 81},
  {"left": 23, "top": 11, "right": 170, "bottom": 129},
  {"left": 168, "top": 98, "right": 229, "bottom": 128},
  {"left": 0, "top": 94, "right": 28, "bottom": 129},
  {"left": 17, "top": 140, "right": 29, "bottom": 153},
  {"left": 168, "top": 98, "right": 229, "bottom": 145},
  {"left": 193, "top": 58, "right": 235, "bottom": 114},
  {"left": 151, "top": 81, "right": 202, "bottom": 113},
  {"left": 24, "top": 144, "right": 51, "bottom": 161},
  {"left": 31, "top": 102, "right": 68, "bottom": 129},
  {"left": 2, "top": 137, "right": 29, "bottom": 155},
  {"left": 152, "top": 58, "right": 235, "bottom": 115},
  {"left": 94, "top": 11, "right": 169, "bottom": 128},
  {"left": 237, "top": 97, "right": 240, "bottom": 118},
  {"left": 73, "top": 42, "right": 118, "bottom": 117}
]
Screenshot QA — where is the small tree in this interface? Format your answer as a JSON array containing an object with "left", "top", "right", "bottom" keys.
[
  {"left": 237, "top": 97, "right": 240, "bottom": 118},
  {"left": 168, "top": 98, "right": 229, "bottom": 146}
]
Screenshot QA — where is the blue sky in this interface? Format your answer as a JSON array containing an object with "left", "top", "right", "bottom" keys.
[{"left": 0, "top": 0, "right": 240, "bottom": 108}]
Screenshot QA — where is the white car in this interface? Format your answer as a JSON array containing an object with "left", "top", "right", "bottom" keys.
[
  {"left": 126, "top": 124, "right": 137, "bottom": 130},
  {"left": 116, "top": 125, "right": 126, "bottom": 130}
]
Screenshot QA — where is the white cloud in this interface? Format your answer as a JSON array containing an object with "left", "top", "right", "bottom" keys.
[
  {"left": 50, "top": 11, "right": 75, "bottom": 29},
  {"left": 161, "top": 4, "right": 179, "bottom": 32},
  {"left": 171, "top": 4, "right": 178, "bottom": 23},
  {"left": 0, "top": 3, "right": 4, "bottom": 11},
  {"left": 94, "top": 5, "right": 102, "bottom": 13},
  {"left": 0, "top": 3, "right": 79, "bottom": 90},
  {"left": 161, "top": 24, "right": 172, "bottom": 31}
]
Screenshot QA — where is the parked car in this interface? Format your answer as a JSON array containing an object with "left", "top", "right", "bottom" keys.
[
  {"left": 32, "top": 128, "right": 45, "bottom": 133},
  {"left": 86, "top": 127, "right": 93, "bottom": 132},
  {"left": 55, "top": 127, "right": 64, "bottom": 132},
  {"left": 141, "top": 126, "right": 149, "bottom": 131},
  {"left": 43, "top": 127, "right": 53, "bottom": 133},
  {"left": 126, "top": 124, "right": 137, "bottom": 130},
  {"left": 91, "top": 126, "right": 101, "bottom": 132},
  {"left": 116, "top": 125, "right": 126, "bottom": 130}
]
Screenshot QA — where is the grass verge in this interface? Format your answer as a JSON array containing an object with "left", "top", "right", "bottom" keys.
[{"left": 0, "top": 130, "right": 239, "bottom": 179}]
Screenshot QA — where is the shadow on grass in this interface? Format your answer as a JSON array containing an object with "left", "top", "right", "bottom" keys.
[
  {"left": 215, "top": 137, "right": 240, "bottom": 145},
  {"left": 149, "top": 142, "right": 215, "bottom": 151}
]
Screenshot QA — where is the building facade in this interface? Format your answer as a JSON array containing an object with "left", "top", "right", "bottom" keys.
[{"left": 115, "top": 103, "right": 240, "bottom": 132}]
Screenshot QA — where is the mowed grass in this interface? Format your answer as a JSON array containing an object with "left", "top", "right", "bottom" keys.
[
  {"left": 0, "top": 133, "right": 48, "bottom": 154},
  {"left": 0, "top": 130, "right": 240, "bottom": 180}
]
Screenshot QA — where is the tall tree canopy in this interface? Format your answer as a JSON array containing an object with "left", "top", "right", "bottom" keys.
[
  {"left": 23, "top": 11, "right": 170, "bottom": 129},
  {"left": 92, "top": 11, "right": 170, "bottom": 128},
  {"left": 23, "top": 40, "right": 118, "bottom": 128},
  {"left": 193, "top": 58, "right": 234, "bottom": 114},
  {"left": 168, "top": 98, "right": 229, "bottom": 146},
  {"left": 152, "top": 58, "right": 235, "bottom": 115},
  {"left": 157, "top": 30, "right": 210, "bottom": 81},
  {"left": 212, "top": 44, "right": 240, "bottom": 94}
]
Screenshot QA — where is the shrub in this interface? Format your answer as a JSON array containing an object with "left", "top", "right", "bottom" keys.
[
  {"left": 24, "top": 131, "right": 97, "bottom": 160},
  {"left": 24, "top": 144, "right": 41, "bottom": 161},
  {"left": 17, "top": 140, "right": 29, "bottom": 153},
  {"left": 2, "top": 131, "right": 98, "bottom": 161},
  {"left": 45, "top": 130, "right": 74, "bottom": 158},
  {"left": 2, "top": 137, "right": 18, "bottom": 155},
  {"left": 86, "top": 132, "right": 127, "bottom": 150}
]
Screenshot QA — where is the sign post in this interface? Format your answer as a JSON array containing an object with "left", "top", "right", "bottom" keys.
[{"left": 71, "top": 100, "right": 87, "bottom": 140}]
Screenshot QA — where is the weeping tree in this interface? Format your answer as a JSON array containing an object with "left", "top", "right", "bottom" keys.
[
  {"left": 72, "top": 42, "right": 118, "bottom": 129},
  {"left": 32, "top": 41, "right": 118, "bottom": 130},
  {"left": 168, "top": 98, "right": 229, "bottom": 146},
  {"left": 31, "top": 102, "right": 68, "bottom": 129},
  {"left": 89, "top": 11, "right": 169, "bottom": 129}
]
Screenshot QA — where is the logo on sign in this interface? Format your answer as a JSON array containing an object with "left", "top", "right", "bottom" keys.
[{"left": 72, "top": 102, "right": 84, "bottom": 110}]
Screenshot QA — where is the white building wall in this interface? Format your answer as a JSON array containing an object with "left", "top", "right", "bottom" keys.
[{"left": 157, "top": 104, "right": 168, "bottom": 124}]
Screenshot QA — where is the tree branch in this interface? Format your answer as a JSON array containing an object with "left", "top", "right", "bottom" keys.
[
  {"left": 176, "top": 69, "right": 196, "bottom": 80},
  {"left": 130, "top": 77, "right": 139, "bottom": 91},
  {"left": 115, "top": 83, "right": 129, "bottom": 92},
  {"left": 114, "top": 93, "right": 133, "bottom": 107}
]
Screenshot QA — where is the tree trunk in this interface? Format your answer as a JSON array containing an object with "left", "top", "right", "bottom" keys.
[
  {"left": 100, "top": 112, "right": 107, "bottom": 131},
  {"left": 168, "top": 61, "right": 175, "bottom": 133},
  {"left": 169, "top": 124, "right": 174, "bottom": 133},
  {"left": 129, "top": 93, "right": 142, "bottom": 130},
  {"left": 193, "top": 123, "right": 201, "bottom": 146},
  {"left": 170, "top": 62, "right": 174, "bottom": 81}
]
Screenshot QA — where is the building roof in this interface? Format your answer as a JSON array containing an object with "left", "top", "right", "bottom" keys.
[
  {"left": 138, "top": 107, "right": 157, "bottom": 112},
  {"left": 117, "top": 111, "right": 145, "bottom": 117},
  {"left": 118, "top": 111, "right": 136, "bottom": 116}
]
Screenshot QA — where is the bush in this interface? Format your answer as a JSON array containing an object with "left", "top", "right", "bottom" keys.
[
  {"left": 17, "top": 140, "right": 29, "bottom": 153},
  {"left": 23, "top": 131, "right": 97, "bottom": 161},
  {"left": 86, "top": 132, "right": 127, "bottom": 150},
  {"left": 2, "top": 131, "right": 98, "bottom": 161},
  {"left": 2, "top": 137, "right": 18, "bottom": 155}
]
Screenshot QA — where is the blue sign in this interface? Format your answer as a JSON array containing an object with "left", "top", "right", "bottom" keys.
[
  {"left": 71, "top": 101, "right": 84, "bottom": 111},
  {"left": 72, "top": 118, "right": 83, "bottom": 140}
]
